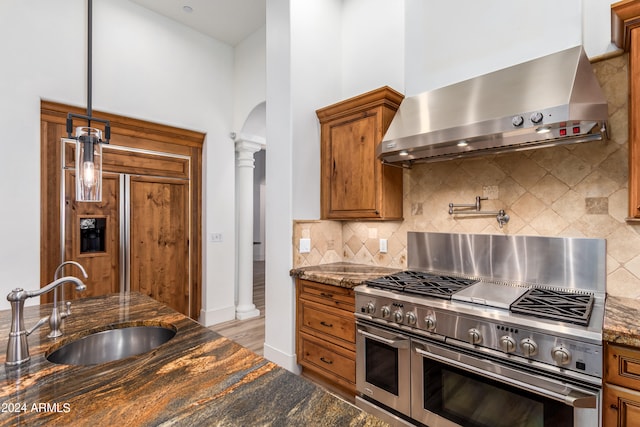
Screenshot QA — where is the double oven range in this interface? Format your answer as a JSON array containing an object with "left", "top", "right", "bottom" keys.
[{"left": 355, "top": 232, "right": 605, "bottom": 427}]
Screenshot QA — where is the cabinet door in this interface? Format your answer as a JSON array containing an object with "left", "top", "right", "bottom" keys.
[
  {"left": 128, "top": 175, "right": 190, "bottom": 315},
  {"left": 604, "top": 384, "right": 640, "bottom": 427},
  {"left": 326, "top": 112, "right": 378, "bottom": 216},
  {"left": 64, "top": 170, "right": 121, "bottom": 299}
]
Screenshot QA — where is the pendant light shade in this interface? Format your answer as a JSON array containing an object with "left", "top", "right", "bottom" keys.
[{"left": 75, "top": 127, "right": 103, "bottom": 202}]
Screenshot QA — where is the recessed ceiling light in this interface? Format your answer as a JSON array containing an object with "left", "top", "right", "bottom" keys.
[{"left": 183, "top": 5, "right": 193, "bottom": 13}]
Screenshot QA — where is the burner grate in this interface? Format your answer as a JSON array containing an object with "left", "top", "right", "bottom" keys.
[
  {"left": 510, "top": 288, "right": 594, "bottom": 326},
  {"left": 365, "top": 271, "right": 477, "bottom": 299}
]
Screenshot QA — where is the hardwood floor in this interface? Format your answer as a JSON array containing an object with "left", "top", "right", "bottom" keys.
[{"left": 208, "top": 261, "right": 265, "bottom": 355}]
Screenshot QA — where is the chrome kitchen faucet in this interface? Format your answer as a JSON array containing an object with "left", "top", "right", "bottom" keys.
[{"left": 5, "top": 276, "right": 87, "bottom": 367}]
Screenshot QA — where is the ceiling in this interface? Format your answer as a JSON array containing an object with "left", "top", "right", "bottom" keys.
[{"left": 130, "top": 0, "right": 266, "bottom": 46}]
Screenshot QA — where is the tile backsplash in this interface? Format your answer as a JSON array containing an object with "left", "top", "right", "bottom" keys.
[{"left": 294, "top": 53, "right": 640, "bottom": 299}]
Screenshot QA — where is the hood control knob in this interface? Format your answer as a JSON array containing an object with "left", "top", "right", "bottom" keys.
[
  {"left": 393, "top": 309, "right": 404, "bottom": 323},
  {"left": 512, "top": 115, "right": 524, "bottom": 127},
  {"left": 499, "top": 335, "right": 516, "bottom": 353},
  {"left": 530, "top": 112, "right": 544, "bottom": 124},
  {"left": 468, "top": 328, "right": 482, "bottom": 345},
  {"left": 521, "top": 338, "right": 538, "bottom": 357},
  {"left": 551, "top": 346, "right": 571, "bottom": 366}
]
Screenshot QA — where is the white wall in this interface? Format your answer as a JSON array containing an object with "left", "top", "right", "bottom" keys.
[
  {"left": 0, "top": 0, "right": 236, "bottom": 321},
  {"left": 404, "top": 0, "right": 618, "bottom": 96},
  {"left": 233, "top": 26, "right": 267, "bottom": 133},
  {"left": 341, "top": 0, "right": 405, "bottom": 98}
]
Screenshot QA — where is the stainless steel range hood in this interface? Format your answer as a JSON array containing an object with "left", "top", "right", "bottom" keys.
[{"left": 379, "top": 46, "right": 608, "bottom": 165}]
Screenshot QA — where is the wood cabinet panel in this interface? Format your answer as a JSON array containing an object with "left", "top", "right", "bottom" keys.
[
  {"left": 298, "top": 279, "right": 355, "bottom": 311},
  {"left": 296, "top": 279, "right": 356, "bottom": 395},
  {"left": 612, "top": 1, "right": 640, "bottom": 219},
  {"left": 604, "top": 343, "right": 640, "bottom": 426},
  {"left": 299, "top": 333, "right": 356, "bottom": 391},
  {"left": 64, "top": 171, "right": 121, "bottom": 299},
  {"left": 300, "top": 300, "right": 355, "bottom": 345},
  {"left": 129, "top": 176, "right": 190, "bottom": 315},
  {"left": 317, "top": 86, "right": 404, "bottom": 220}
]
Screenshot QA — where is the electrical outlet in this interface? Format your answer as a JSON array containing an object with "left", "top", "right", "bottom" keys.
[
  {"left": 379, "top": 238, "right": 388, "bottom": 253},
  {"left": 209, "top": 233, "right": 223, "bottom": 243},
  {"left": 299, "top": 238, "right": 311, "bottom": 253}
]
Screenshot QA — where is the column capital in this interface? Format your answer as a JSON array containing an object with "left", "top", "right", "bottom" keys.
[{"left": 235, "top": 140, "right": 262, "bottom": 154}]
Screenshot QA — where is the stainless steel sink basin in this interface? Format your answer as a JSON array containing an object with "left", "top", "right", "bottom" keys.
[{"left": 46, "top": 323, "right": 176, "bottom": 366}]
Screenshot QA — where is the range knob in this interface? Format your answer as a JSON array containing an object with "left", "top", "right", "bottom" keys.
[
  {"left": 424, "top": 316, "right": 436, "bottom": 331},
  {"left": 381, "top": 306, "right": 391, "bottom": 319},
  {"left": 393, "top": 309, "right": 404, "bottom": 323},
  {"left": 511, "top": 115, "right": 524, "bottom": 127},
  {"left": 468, "top": 328, "right": 482, "bottom": 345},
  {"left": 521, "top": 338, "right": 538, "bottom": 357},
  {"left": 499, "top": 335, "right": 517, "bottom": 353},
  {"left": 530, "top": 112, "right": 544, "bottom": 124},
  {"left": 364, "top": 302, "right": 376, "bottom": 314},
  {"left": 551, "top": 346, "right": 571, "bottom": 366},
  {"left": 405, "top": 312, "right": 417, "bottom": 325}
]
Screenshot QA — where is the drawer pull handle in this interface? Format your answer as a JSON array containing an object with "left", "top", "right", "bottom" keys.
[
  {"left": 320, "top": 321, "right": 333, "bottom": 328},
  {"left": 320, "top": 357, "right": 333, "bottom": 365},
  {"left": 320, "top": 292, "right": 334, "bottom": 298}
]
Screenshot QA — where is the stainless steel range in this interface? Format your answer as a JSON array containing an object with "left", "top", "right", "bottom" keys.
[{"left": 355, "top": 232, "right": 606, "bottom": 427}]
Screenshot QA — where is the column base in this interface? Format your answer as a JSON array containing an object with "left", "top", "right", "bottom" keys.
[{"left": 236, "top": 305, "right": 260, "bottom": 320}]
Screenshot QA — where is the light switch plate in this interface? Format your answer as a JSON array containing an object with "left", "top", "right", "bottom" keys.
[
  {"left": 299, "top": 238, "right": 311, "bottom": 253},
  {"left": 379, "top": 238, "right": 388, "bottom": 253}
]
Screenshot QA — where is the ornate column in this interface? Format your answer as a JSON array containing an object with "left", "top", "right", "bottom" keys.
[{"left": 235, "top": 139, "right": 262, "bottom": 320}]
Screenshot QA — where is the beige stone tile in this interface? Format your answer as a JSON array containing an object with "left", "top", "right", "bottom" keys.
[
  {"left": 529, "top": 175, "right": 569, "bottom": 204},
  {"left": 604, "top": 226, "right": 640, "bottom": 264},
  {"left": 607, "top": 268, "right": 640, "bottom": 298},
  {"left": 550, "top": 153, "right": 592, "bottom": 187},
  {"left": 624, "top": 254, "right": 640, "bottom": 281},
  {"left": 510, "top": 192, "right": 546, "bottom": 223},
  {"left": 529, "top": 209, "right": 569, "bottom": 236},
  {"left": 574, "top": 169, "right": 619, "bottom": 198},
  {"left": 551, "top": 189, "right": 585, "bottom": 224}
]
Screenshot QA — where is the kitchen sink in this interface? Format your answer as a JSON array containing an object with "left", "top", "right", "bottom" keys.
[{"left": 46, "top": 323, "right": 176, "bottom": 366}]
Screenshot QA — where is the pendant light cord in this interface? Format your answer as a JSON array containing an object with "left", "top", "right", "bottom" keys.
[{"left": 87, "top": 0, "right": 92, "bottom": 125}]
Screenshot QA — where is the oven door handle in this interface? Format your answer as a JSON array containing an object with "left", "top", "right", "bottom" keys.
[
  {"left": 414, "top": 347, "right": 597, "bottom": 408},
  {"left": 357, "top": 330, "right": 410, "bottom": 349}
]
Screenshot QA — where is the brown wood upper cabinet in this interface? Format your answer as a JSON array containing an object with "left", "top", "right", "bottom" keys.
[
  {"left": 316, "top": 87, "right": 404, "bottom": 220},
  {"left": 613, "top": 0, "right": 640, "bottom": 219}
]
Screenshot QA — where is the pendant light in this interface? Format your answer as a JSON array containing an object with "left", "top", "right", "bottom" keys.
[{"left": 66, "top": 0, "right": 110, "bottom": 202}]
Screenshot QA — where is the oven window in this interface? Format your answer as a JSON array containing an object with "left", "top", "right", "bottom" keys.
[
  {"left": 365, "top": 339, "right": 398, "bottom": 395},
  {"left": 424, "top": 363, "right": 572, "bottom": 427}
]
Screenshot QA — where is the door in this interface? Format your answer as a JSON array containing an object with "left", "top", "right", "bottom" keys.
[
  {"left": 128, "top": 175, "right": 190, "bottom": 315},
  {"left": 64, "top": 169, "right": 121, "bottom": 300}
]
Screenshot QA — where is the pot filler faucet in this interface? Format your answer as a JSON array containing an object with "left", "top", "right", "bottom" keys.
[{"left": 5, "top": 270, "right": 87, "bottom": 367}]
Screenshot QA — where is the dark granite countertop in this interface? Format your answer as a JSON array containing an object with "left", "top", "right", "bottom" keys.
[
  {"left": 0, "top": 292, "right": 385, "bottom": 426},
  {"left": 604, "top": 295, "right": 640, "bottom": 348},
  {"left": 290, "top": 262, "right": 400, "bottom": 289}
]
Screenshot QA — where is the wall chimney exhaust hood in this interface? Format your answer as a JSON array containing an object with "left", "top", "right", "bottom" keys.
[{"left": 379, "top": 46, "right": 608, "bottom": 165}]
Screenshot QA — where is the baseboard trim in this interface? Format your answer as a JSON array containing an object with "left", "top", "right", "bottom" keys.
[
  {"left": 263, "top": 343, "right": 301, "bottom": 374},
  {"left": 199, "top": 305, "right": 236, "bottom": 326}
]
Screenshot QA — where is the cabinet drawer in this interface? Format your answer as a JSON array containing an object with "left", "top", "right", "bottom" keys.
[
  {"left": 300, "top": 300, "right": 355, "bottom": 344},
  {"left": 299, "top": 280, "right": 354, "bottom": 311},
  {"left": 299, "top": 333, "right": 355, "bottom": 385},
  {"left": 606, "top": 343, "right": 640, "bottom": 390}
]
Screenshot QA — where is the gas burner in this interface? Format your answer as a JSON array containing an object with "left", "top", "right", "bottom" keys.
[
  {"left": 510, "top": 288, "right": 594, "bottom": 326},
  {"left": 365, "top": 271, "right": 477, "bottom": 299}
]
